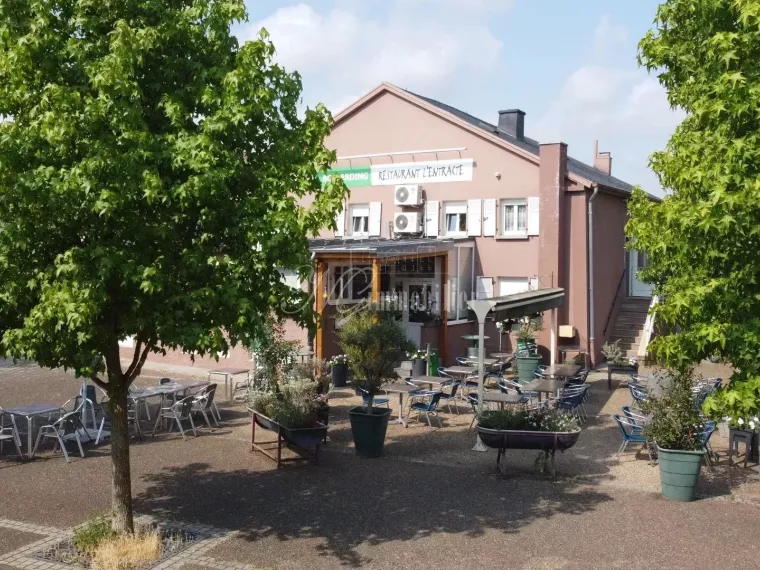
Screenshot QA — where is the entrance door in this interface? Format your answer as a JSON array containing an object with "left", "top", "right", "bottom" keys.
[{"left": 629, "top": 250, "right": 654, "bottom": 297}]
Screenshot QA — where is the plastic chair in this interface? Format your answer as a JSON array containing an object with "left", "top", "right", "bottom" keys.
[
  {"left": 613, "top": 414, "right": 653, "bottom": 463},
  {"left": 409, "top": 391, "right": 443, "bottom": 427},
  {"left": 152, "top": 396, "right": 198, "bottom": 440},
  {"left": 438, "top": 381, "right": 461, "bottom": 414},
  {"left": 0, "top": 407, "right": 23, "bottom": 459},
  {"left": 192, "top": 384, "right": 220, "bottom": 428},
  {"left": 33, "top": 411, "right": 86, "bottom": 462}
]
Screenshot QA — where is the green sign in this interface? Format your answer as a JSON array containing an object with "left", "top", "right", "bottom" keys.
[{"left": 319, "top": 166, "right": 371, "bottom": 188}]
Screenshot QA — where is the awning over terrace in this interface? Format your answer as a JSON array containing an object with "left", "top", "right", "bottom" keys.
[
  {"left": 309, "top": 237, "right": 467, "bottom": 260},
  {"left": 467, "top": 288, "right": 565, "bottom": 452}
]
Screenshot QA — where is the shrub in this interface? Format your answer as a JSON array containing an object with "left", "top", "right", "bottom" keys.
[
  {"left": 73, "top": 515, "right": 114, "bottom": 554},
  {"left": 249, "top": 378, "right": 321, "bottom": 428},
  {"left": 640, "top": 368, "right": 705, "bottom": 451},
  {"left": 478, "top": 408, "right": 579, "bottom": 432}
]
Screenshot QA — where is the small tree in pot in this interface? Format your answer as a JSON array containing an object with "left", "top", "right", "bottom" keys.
[
  {"left": 514, "top": 315, "right": 544, "bottom": 383},
  {"left": 640, "top": 368, "right": 706, "bottom": 502},
  {"left": 338, "top": 303, "right": 414, "bottom": 457}
]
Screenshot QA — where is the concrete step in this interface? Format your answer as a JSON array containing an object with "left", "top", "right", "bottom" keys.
[{"left": 610, "top": 333, "right": 643, "bottom": 344}]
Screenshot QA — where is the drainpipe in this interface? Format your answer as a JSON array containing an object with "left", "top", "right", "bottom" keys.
[
  {"left": 307, "top": 251, "right": 316, "bottom": 354},
  {"left": 587, "top": 184, "right": 600, "bottom": 367}
]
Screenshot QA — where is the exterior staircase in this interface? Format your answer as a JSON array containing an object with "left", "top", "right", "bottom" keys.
[{"left": 608, "top": 297, "right": 652, "bottom": 358}]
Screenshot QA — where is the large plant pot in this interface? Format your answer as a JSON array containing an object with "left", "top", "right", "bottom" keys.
[
  {"left": 515, "top": 355, "right": 542, "bottom": 383},
  {"left": 411, "top": 359, "right": 426, "bottom": 377},
  {"left": 477, "top": 427, "right": 581, "bottom": 451},
  {"left": 332, "top": 363, "right": 348, "bottom": 388},
  {"left": 348, "top": 406, "right": 391, "bottom": 458},
  {"left": 516, "top": 339, "right": 537, "bottom": 353},
  {"left": 657, "top": 446, "right": 705, "bottom": 502}
]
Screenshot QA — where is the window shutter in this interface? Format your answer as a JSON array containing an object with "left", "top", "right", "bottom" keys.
[
  {"left": 335, "top": 204, "right": 345, "bottom": 237},
  {"left": 425, "top": 200, "right": 439, "bottom": 237},
  {"left": 368, "top": 202, "right": 382, "bottom": 236},
  {"left": 476, "top": 276, "right": 494, "bottom": 300},
  {"left": 527, "top": 197, "right": 540, "bottom": 236},
  {"left": 466, "top": 199, "right": 482, "bottom": 237},
  {"left": 482, "top": 199, "right": 496, "bottom": 237}
]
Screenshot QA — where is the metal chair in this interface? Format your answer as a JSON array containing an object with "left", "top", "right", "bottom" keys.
[
  {"left": 462, "top": 374, "right": 479, "bottom": 396},
  {"left": 152, "top": 396, "right": 198, "bottom": 440},
  {"left": 629, "top": 385, "right": 649, "bottom": 405},
  {"left": 32, "top": 411, "right": 86, "bottom": 462},
  {"left": 613, "top": 414, "right": 653, "bottom": 463},
  {"left": 409, "top": 391, "right": 443, "bottom": 427},
  {"left": 0, "top": 407, "right": 23, "bottom": 459},
  {"left": 438, "top": 381, "right": 461, "bottom": 414},
  {"left": 468, "top": 394, "right": 480, "bottom": 430},
  {"left": 554, "top": 386, "right": 589, "bottom": 423},
  {"left": 191, "top": 384, "right": 220, "bottom": 428}
]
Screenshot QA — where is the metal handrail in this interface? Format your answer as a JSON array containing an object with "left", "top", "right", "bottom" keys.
[{"left": 603, "top": 269, "right": 627, "bottom": 336}]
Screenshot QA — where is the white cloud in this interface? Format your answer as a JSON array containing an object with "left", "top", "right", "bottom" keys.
[
  {"left": 241, "top": 2, "right": 503, "bottom": 113},
  {"left": 593, "top": 14, "right": 627, "bottom": 55},
  {"left": 535, "top": 16, "right": 683, "bottom": 195}
]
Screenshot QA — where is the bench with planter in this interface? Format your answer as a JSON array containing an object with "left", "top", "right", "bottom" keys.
[{"left": 249, "top": 409, "right": 328, "bottom": 468}]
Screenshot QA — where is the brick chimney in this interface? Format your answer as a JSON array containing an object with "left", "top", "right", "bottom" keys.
[
  {"left": 498, "top": 109, "right": 525, "bottom": 141},
  {"left": 593, "top": 140, "right": 612, "bottom": 174}
]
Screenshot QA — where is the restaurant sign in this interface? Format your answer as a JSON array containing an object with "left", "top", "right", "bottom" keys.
[{"left": 320, "top": 158, "right": 473, "bottom": 188}]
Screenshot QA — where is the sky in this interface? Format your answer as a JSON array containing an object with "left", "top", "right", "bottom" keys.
[{"left": 235, "top": 0, "right": 682, "bottom": 196}]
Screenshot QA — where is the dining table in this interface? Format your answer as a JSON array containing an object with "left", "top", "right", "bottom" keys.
[
  {"left": 208, "top": 367, "right": 250, "bottom": 403},
  {"left": 5, "top": 403, "right": 62, "bottom": 459},
  {"left": 490, "top": 352, "right": 512, "bottom": 360},
  {"left": 129, "top": 380, "right": 209, "bottom": 436},
  {"left": 543, "top": 363, "right": 581, "bottom": 379},
  {"left": 482, "top": 392, "right": 525, "bottom": 409},
  {"left": 410, "top": 376, "right": 452, "bottom": 389},
  {"left": 521, "top": 378, "right": 567, "bottom": 401},
  {"left": 382, "top": 383, "right": 422, "bottom": 428}
]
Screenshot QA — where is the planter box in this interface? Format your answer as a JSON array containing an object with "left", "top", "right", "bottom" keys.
[
  {"left": 657, "top": 445, "right": 705, "bottom": 502},
  {"left": 476, "top": 426, "right": 581, "bottom": 480},
  {"left": 515, "top": 355, "right": 542, "bottom": 384},
  {"left": 331, "top": 363, "right": 348, "bottom": 388},
  {"left": 411, "top": 359, "right": 427, "bottom": 377},
  {"left": 348, "top": 406, "right": 391, "bottom": 458},
  {"left": 249, "top": 409, "right": 327, "bottom": 468}
]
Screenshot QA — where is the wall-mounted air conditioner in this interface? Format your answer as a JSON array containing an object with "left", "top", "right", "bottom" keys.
[
  {"left": 394, "top": 212, "right": 423, "bottom": 234},
  {"left": 394, "top": 184, "right": 422, "bottom": 206}
]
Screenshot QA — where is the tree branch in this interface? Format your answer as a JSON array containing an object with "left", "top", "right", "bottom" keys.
[
  {"left": 123, "top": 333, "right": 145, "bottom": 380},
  {"left": 90, "top": 375, "right": 109, "bottom": 391},
  {"left": 126, "top": 335, "right": 154, "bottom": 384}
]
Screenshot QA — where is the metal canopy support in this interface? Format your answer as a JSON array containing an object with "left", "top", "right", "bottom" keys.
[{"left": 468, "top": 300, "right": 497, "bottom": 452}]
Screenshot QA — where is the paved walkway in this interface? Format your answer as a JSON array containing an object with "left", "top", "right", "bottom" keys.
[{"left": 1, "top": 362, "right": 759, "bottom": 569}]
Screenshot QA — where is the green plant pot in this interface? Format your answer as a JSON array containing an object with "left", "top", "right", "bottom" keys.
[
  {"left": 657, "top": 445, "right": 705, "bottom": 502},
  {"left": 348, "top": 406, "right": 391, "bottom": 458},
  {"left": 515, "top": 355, "right": 542, "bottom": 383}
]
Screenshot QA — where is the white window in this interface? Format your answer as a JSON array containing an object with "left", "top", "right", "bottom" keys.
[
  {"left": 350, "top": 204, "right": 370, "bottom": 236},
  {"left": 444, "top": 201, "right": 468, "bottom": 236},
  {"left": 280, "top": 269, "right": 302, "bottom": 290},
  {"left": 501, "top": 199, "right": 528, "bottom": 235},
  {"left": 498, "top": 276, "right": 538, "bottom": 297}
]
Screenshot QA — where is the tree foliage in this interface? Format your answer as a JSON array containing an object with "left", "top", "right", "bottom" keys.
[
  {"left": 628, "top": 0, "right": 760, "bottom": 420},
  {"left": 0, "top": 0, "right": 347, "bottom": 532},
  {"left": 338, "top": 304, "right": 414, "bottom": 410}
]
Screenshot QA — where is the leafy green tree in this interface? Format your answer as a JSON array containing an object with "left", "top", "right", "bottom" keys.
[
  {"left": 0, "top": 0, "right": 346, "bottom": 534},
  {"left": 628, "top": 0, "right": 760, "bottom": 420}
]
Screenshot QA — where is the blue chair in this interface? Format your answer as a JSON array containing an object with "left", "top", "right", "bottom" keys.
[
  {"left": 613, "top": 414, "right": 653, "bottom": 463},
  {"left": 438, "top": 382, "right": 461, "bottom": 414},
  {"left": 701, "top": 420, "right": 717, "bottom": 470},
  {"left": 467, "top": 394, "right": 479, "bottom": 430},
  {"left": 405, "top": 378, "right": 428, "bottom": 410},
  {"left": 621, "top": 405, "right": 648, "bottom": 428},
  {"left": 629, "top": 385, "right": 649, "bottom": 405},
  {"left": 409, "top": 391, "right": 443, "bottom": 427},
  {"left": 462, "top": 374, "right": 479, "bottom": 396},
  {"left": 358, "top": 387, "right": 389, "bottom": 408},
  {"left": 497, "top": 380, "right": 530, "bottom": 404},
  {"left": 555, "top": 386, "right": 588, "bottom": 423},
  {"left": 455, "top": 357, "right": 472, "bottom": 366}
]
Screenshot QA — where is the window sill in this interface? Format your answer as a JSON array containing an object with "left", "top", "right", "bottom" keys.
[
  {"left": 495, "top": 234, "right": 529, "bottom": 241},
  {"left": 447, "top": 319, "right": 474, "bottom": 326}
]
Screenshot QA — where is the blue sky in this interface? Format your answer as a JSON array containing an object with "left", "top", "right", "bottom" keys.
[{"left": 236, "top": 0, "right": 680, "bottom": 195}]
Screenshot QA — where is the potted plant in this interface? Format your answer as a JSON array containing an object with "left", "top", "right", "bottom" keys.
[
  {"left": 476, "top": 407, "right": 581, "bottom": 479},
  {"left": 407, "top": 349, "right": 428, "bottom": 377},
  {"left": 514, "top": 315, "right": 543, "bottom": 383},
  {"left": 339, "top": 303, "right": 415, "bottom": 458},
  {"left": 330, "top": 354, "right": 349, "bottom": 388},
  {"left": 639, "top": 368, "right": 706, "bottom": 502}
]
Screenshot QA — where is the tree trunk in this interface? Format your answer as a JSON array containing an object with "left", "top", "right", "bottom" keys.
[{"left": 108, "top": 385, "right": 134, "bottom": 534}]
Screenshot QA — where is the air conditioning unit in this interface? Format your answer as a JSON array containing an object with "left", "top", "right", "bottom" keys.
[
  {"left": 394, "top": 212, "right": 423, "bottom": 234},
  {"left": 394, "top": 184, "right": 422, "bottom": 206}
]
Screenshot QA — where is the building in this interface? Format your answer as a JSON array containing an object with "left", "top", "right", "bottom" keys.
[
  {"left": 128, "top": 82, "right": 656, "bottom": 372},
  {"left": 300, "top": 82, "right": 656, "bottom": 367}
]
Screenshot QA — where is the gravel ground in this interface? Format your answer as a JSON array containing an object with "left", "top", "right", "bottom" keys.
[{"left": 1, "top": 361, "right": 760, "bottom": 570}]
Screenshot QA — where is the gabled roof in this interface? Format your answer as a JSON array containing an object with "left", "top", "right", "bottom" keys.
[{"left": 333, "top": 82, "right": 645, "bottom": 197}]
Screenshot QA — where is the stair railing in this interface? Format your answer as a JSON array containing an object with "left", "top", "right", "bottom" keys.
[
  {"left": 602, "top": 268, "right": 627, "bottom": 336},
  {"left": 637, "top": 295, "right": 660, "bottom": 359}
]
